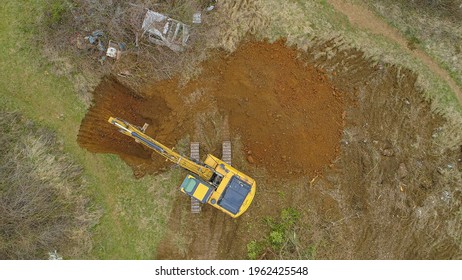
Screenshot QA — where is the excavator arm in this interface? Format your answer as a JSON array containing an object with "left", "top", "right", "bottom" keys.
[{"left": 108, "top": 117, "right": 215, "bottom": 181}]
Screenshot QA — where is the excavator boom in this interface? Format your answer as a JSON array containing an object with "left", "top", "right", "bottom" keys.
[{"left": 108, "top": 117, "right": 215, "bottom": 181}]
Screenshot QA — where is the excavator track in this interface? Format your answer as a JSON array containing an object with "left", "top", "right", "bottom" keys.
[
  {"left": 190, "top": 142, "right": 201, "bottom": 214},
  {"left": 205, "top": 118, "right": 233, "bottom": 258},
  {"left": 222, "top": 115, "right": 232, "bottom": 166},
  {"left": 222, "top": 140, "right": 232, "bottom": 166}
]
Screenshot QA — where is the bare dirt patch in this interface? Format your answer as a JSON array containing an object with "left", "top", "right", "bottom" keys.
[{"left": 78, "top": 41, "right": 345, "bottom": 179}]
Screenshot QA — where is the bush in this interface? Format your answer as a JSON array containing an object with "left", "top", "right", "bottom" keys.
[
  {"left": 246, "top": 240, "right": 264, "bottom": 260},
  {"left": 247, "top": 208, "right": 315, "bottom": 260},
  {"left": 0, "top": 111, "right": 99, "bottom": 259}
]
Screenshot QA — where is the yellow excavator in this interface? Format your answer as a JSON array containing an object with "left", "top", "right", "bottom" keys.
[{"left": 108, "top": 117, "right": 256, "bottom": 218}]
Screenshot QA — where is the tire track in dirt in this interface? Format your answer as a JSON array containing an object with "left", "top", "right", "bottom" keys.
[
  {"left": 155, "top": 195, "right": 238, "bottom": 259},
  {"left": 327, "top": 0, "right": 462, "bottom": 104},
  {"left": 195, "top": 212, "right": 230, "bottom": 259}
]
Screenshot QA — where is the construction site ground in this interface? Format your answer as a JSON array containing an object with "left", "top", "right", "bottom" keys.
[{"left": 78, "top": 39, "right": 462, "bottom": 259}]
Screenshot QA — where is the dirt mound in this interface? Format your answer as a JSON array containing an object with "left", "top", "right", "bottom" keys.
[{"left": 78, "top": 41, "right": 345, "bottom": 179}]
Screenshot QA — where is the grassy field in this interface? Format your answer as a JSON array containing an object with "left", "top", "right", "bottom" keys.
[{"left": 0, "top": 0, "right": 177, "bottom": 259}]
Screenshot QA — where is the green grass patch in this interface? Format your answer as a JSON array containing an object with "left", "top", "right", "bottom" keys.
[{"left": 45, "top": 0, "right": 71, "bottom": 26}]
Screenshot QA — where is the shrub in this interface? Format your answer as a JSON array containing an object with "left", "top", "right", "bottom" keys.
[
  {"left": 247, "top": 207, "right": 315, "bottom": 260},
  {"left": 0, "top": 111, "right": 99, "bottom": 259}
]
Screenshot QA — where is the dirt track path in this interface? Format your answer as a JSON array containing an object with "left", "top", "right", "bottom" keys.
[{"left": 326, "top": 0, "right": 462, "bottom": 104}]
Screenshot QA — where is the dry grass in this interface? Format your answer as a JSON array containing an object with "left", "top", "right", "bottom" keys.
[
  {"left": 365, "top": 0, "right": 462, "bottom": 96},
  {"left": 0, "top": 111, "right": 100, "bottom": 259},
  {"left": 204, "top": 0, "right": 268, "bottom": 51}
]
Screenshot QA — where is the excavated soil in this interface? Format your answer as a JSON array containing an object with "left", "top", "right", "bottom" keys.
[
  {"left": 77, "top": 78, "right": 175, "bottom": 177},
  {"left": 78, "top": 41, "right": 345, "bottom": 179}
]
